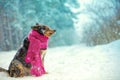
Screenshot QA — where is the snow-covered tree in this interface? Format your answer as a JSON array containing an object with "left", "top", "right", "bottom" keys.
[
  {"left": 76, "top": 0, "right": 120, "bottom": 46},
  {"left": 0, "top": 0, "right": 79, "bottom": 51}
]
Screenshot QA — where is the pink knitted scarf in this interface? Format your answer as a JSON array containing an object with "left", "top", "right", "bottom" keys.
[{"left": 25, "top": 30, "right": 49, "bottom": 76}]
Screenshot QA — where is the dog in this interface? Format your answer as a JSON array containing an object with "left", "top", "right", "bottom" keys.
[{"left": 0, "top": 23, "right": 56, "bottom": 77}]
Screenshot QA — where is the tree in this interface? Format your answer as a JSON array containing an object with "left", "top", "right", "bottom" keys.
[
  {"left": 80, "top": 0, "right": 120, "bottom": 46},
  {"left": 0, "top": 0, "right": 79, "bottom": 51}
]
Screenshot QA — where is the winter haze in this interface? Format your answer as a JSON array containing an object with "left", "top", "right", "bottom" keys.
[{"left": 0, "top": 0, "right": 120, "bottom": 80}]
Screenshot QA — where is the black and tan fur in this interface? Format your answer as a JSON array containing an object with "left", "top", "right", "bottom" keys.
[{"left": 0, "top": 23, "right": 56, "bottom": 77}]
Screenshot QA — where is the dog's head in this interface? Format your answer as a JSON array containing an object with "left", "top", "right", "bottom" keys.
[{"left": 31, "top": 23, "right": 56, "bottom": 38}]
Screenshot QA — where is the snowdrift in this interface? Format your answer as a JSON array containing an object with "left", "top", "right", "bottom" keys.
[{"left": 0, "top": 40, "right": 120, "bottom": 80}]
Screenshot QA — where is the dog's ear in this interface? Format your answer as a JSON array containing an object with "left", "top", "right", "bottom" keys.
[
  {"left": 31, "top": 23, "right": 40, "bottom": 30},
  {"left": 36, "top": 23, "right": 39, "bottom": 25},
  {"left": 31, "top": 25, "right": 38, "bottom": 30}
]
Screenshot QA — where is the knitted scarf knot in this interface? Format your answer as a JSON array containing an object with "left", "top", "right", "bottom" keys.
[{"left": 25, "top": 30, "right": 49, "bottom": 76}]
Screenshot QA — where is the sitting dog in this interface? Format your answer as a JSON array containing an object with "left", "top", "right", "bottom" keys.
[{"left": 0, "top": 23, "right": 56, "bottom": 77}]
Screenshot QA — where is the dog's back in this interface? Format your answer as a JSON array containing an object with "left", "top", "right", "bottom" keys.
[
  {"left": 11, "top": 37, "right": 31, "bottom": 68},
  {"left": 0, "top": 37, "right": 31, "bottom": 77}
]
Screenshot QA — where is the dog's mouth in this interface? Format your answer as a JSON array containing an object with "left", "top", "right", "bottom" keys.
[
  {"left": 48, "top": 30, "right": 56, "bottom": 36},
  {"left": 51, "top": 29, "right": 56, "bottom": 34}
]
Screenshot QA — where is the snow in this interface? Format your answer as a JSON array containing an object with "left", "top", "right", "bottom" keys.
[{"left": 0, "top": 40, "right": 120, "bottom": 80}]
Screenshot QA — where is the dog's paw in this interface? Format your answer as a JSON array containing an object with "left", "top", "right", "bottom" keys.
[{"left": 45, "top": 72, "right": 49, "bottom": 74}]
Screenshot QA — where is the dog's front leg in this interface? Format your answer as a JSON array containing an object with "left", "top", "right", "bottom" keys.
[
  {"left": 40, "top": 50, "right": 47, "bottom": 67},
  {"left": 40, "top": 50, "right": 48, "bottom": 74}
]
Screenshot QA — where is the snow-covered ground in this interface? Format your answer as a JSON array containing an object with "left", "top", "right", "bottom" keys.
[{"left": 0, "top": 40, "right": 120, "bottom": 80}]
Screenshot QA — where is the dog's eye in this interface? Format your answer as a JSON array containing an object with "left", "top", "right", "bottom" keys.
[
  {"left": 41, "top": 26, "right": 46, "bottom": 30},
  {"left": 42, "top": 27, "right": 46, "bottom": 30}
]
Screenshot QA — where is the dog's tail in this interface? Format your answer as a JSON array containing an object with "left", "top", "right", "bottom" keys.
[{"left": 0, "top": 67, "right": 8, "bottom": 73}]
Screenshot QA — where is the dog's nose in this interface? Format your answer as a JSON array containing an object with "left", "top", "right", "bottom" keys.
[{"left": 53, "top": 30, "right": 56, "bottom": 32}]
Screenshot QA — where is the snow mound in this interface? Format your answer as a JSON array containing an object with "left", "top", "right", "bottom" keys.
[{"left": 0, "top": 40, "right": 120, "bottom": 80}]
